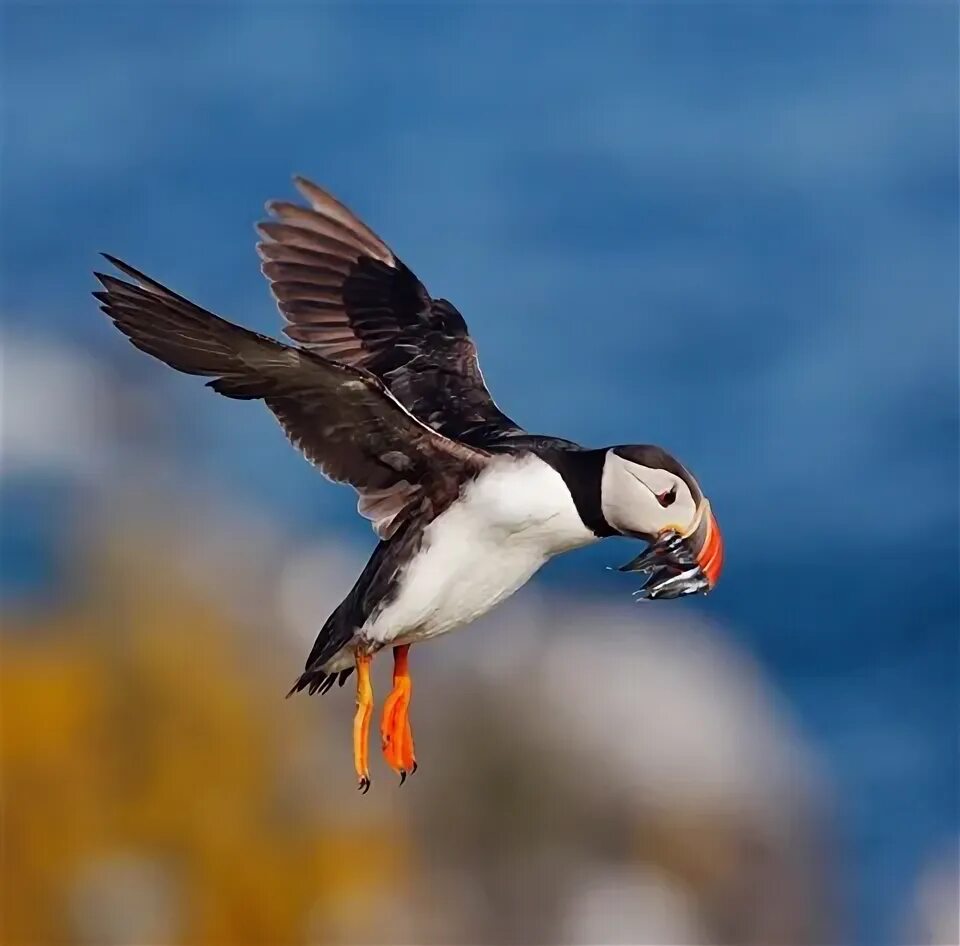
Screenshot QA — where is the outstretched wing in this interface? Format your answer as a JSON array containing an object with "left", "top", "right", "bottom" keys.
[
  {"left": 257, "top": 177, "right": 524, "bottom": 446},
  {"left": 94, "top": 256, "right": 488, "bottom": 538}
]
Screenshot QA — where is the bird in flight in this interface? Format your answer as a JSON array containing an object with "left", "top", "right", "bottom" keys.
[{"left": 94, "top": 177, "right": 724, "bottom": 792}]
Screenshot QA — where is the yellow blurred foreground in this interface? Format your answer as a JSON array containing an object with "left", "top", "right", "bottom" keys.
[{"left": 3, "top": 506, "right": 835, "bottom": 945}]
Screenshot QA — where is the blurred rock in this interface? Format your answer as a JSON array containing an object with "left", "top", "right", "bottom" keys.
[
  {"left": 903, "top": 845, "right": 959, "bottom": 946},
  {"left": 409, "top": 597, "right": 835, "bottom": 945},
  {"left": 564, "top": 866, "right": 710, "bottom": 944},
  {"left": 67, "top": 854, "right": 182, "bottom": 946}
]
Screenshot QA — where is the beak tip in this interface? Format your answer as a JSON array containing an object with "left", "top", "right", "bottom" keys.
[{"left": 696, "top": 506, "right": 724, "bottom": 590}]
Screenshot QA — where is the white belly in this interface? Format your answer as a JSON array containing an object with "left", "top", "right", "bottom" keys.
[{"left": 362, "top": 454, "right": 597, "bottom": 646}]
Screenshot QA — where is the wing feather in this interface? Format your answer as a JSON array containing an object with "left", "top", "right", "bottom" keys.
[
  {"left": 258, "top": 177, "right": 523, "bottom": 446},
  {"left": 94, "top": 258, "right": 488, "bottom": 537}
]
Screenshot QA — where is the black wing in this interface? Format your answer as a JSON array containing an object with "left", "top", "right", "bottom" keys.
[
  {"left": 257, "top": 177, "right": 524, "bottom": 446},
  {"left": 94, "top": 256, "right": 488, "bottom": 538}
]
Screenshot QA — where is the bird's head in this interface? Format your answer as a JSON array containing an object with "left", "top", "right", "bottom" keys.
[{"left": 601, "top": 445, "right": 724, "bottom": 599}]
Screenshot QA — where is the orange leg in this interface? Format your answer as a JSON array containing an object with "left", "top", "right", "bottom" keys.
[
  {"left": 380, "top": 645, "right": 417, "bottom": 782},
  {"left": 353, "top": 653, "right": 374, "bottom": 793}
]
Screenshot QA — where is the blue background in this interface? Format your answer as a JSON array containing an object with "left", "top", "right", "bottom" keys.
[{"left": 2, "top": 4, "right": 957, "bottom": 943}]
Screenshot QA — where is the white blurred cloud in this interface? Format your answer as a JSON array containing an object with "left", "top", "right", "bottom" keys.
[{"left": 0, "top": 331, "right": 118, "bottom": 477}]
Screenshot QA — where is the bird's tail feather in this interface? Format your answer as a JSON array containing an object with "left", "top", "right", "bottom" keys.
[
  {"left": 286, "top": 667, "right": 354, "bottom": 698},
  {"left": 286, "top": 595, "right": 360, "bottom": 697}
]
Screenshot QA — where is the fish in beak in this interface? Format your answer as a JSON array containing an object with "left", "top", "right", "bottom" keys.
[{"left": 618, "top": 500, "right": 724, "bottom": 600}]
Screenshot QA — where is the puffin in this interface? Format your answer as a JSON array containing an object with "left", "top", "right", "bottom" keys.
[{"left": 93, "top": 177, "right": 724, "bottom": 791}]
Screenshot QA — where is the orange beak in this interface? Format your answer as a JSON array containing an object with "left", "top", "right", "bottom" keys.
[{"left": 693, "top": 502, "right": 724, "bottom": 589}]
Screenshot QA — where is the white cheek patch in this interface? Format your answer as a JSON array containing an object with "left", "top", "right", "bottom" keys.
[
  {"left": 601, "top": 454, "right": 697, "bottom": 537},
  {"left": 601, "top": 454, "right": 661, "bottom": 535}
]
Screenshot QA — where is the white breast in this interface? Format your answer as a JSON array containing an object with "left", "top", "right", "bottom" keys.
[{"left": 362, "top": 454, "right": 597, "bottom": 646}]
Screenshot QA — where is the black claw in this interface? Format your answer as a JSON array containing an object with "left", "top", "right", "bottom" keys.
[
  {"left": 399, "top": 769, "right": 407, "bottom": 786},
  {"left": 411, "top": 761, "right": 418, "bottom": 774},
  {"left": 358, "top": 776, "right": 371, "bottom": 794}
]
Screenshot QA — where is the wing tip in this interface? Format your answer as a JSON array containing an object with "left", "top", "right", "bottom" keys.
[
  {"left": 263, "top": 199, "right": 288, "bottom": 217},
  {"left": 92, "top": 271, "right": 132, "bottom": 293},
  {"left": 95, "top": 254, "right": 127, "bottom": 287},
  {"left": 96, "top": 253, "right": 155, "bottom": 288},
  {"left": 292, "top": 174, "right": 323, "bottom": 199}
]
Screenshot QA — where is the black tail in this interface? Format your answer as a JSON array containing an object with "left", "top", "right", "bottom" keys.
[
  {"left": 286, "top": 532, "right": 403, "bottom": 697},
  {"left": 286, "top": 666, "right": 354, "bottom": 698},
  {"left": 286, "top": 596, "right": 358, "bottom": 697}
]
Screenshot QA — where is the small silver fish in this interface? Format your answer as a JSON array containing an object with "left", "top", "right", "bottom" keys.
[{"left": 619, "top": 529, "right": 711, "bottom": 600}]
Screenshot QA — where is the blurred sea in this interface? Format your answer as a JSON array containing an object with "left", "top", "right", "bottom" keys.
[{"left": 1, "top": 4, "right": 957, "bottom": 945}]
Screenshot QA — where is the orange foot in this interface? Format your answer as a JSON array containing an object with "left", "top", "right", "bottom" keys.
[
  {"left": 380, "top": 644, "right": 417, "bottom": 782},
  {"left": 352, "top": 653, "right": 374, "bottom": 793}
]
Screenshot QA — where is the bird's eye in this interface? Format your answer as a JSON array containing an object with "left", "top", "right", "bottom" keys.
[{"left": 656, "top": 485, "right": 677, "bottom": 508}]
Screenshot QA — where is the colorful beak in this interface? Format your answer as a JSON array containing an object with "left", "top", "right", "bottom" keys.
[{"left": 689, "top": 500, "right": 724, "bottom": 589}]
